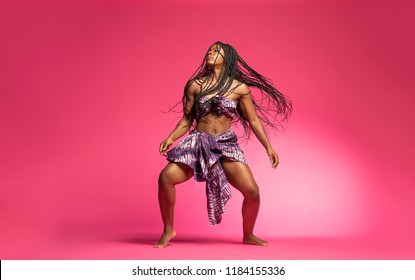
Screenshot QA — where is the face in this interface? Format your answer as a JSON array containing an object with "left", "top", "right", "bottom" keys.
[{"left": 205, "top": 44, "right": 225, "bottom": 68}]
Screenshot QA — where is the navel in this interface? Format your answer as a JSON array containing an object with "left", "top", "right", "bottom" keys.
[{"left": 211, "top": 126, "right": 217, "bottom": 135}]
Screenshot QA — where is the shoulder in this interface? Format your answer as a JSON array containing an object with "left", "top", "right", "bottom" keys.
[
  {"left": 231, "top": 80, "right": 251, "bottom": 95},
  {"left": 185, "top": 78, "right": 202, "bottom": 97}
]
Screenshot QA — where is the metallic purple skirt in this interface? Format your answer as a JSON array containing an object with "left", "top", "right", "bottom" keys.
[{"left": 166, "top": 128, "right": 247, "bottom": 225}]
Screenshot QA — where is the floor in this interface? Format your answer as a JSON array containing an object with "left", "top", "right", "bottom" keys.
[{"left": 2, "top": 230, "right": 415, "bottom": 260}]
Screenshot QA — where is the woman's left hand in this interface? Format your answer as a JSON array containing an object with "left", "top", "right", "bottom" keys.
[{"left": 267, "top": 147, "right": 279, "bottom": 169}]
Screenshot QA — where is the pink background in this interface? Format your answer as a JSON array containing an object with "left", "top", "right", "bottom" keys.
[{"left": 1, "top": 0, "right": 414, "bottom": 259}]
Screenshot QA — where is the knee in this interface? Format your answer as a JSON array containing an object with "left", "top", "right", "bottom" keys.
[
  {"left": 158, "top": 169, "right": 172, "bottom": 187},
  {"left": 243, "top": 185, "right": 260, "bottom": 201}
]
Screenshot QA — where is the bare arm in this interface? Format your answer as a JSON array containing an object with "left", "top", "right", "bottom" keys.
[
  {"left": 159, "top": 81, "right": 198, "bottom": 156},
  {"left": 238, "top": 84, "right": 279, "bottom": 168}
]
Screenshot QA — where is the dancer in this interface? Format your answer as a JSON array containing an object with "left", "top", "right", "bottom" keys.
[{"left": 155, "top": 41, "right": 292, "bottom": 248}]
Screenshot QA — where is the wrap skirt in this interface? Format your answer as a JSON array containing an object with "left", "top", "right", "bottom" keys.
[{"left": 166, "top": 128, "right": 247, "bottom": 225}]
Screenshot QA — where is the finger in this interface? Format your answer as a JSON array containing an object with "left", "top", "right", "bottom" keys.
[
  {"left": 160, "top": 143, "right": 166, "bottom": 153},
  {"left": 272, "top": 155, "right": 278, "bottom": 168},
  {"left": 270, "top": 157, "right": 275, "bottom": 168},
  {"left": 160, "top": 143, "right": 170, "bottom": 156},
  {"left": 275, "top": 155, "right": 279, "bottom": 167}
]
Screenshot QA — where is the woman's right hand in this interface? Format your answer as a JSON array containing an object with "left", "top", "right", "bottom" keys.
[{"left": 159, "top": 137, "right": 174, "bottom": 156}]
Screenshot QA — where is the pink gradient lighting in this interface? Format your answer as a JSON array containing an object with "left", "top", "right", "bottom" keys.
[
  {"left": 261, "top": 123, "right": 373, "bottom": 238},
  {"left": 1, "top": 0, "right": 414, "bottom": 259}
]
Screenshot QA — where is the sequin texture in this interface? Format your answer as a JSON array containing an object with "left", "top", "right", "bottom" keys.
[{"left": 196, "top": 95, "right": 237, "bottom": 120}]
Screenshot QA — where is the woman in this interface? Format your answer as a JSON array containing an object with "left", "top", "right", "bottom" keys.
[{"left": 155, "top": 41, "right": 292, "bottom": 248}]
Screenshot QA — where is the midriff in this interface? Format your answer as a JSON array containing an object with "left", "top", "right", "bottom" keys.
[{"left": 195, "top": 113, "right": 232, "bottom": 136}]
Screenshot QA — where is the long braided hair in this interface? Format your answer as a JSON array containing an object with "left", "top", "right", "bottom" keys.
[{"left": 181, "top": 41, "right": 293, "bottom": 141}]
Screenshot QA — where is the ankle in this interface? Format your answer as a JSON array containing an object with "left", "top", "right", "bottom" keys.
[
  {"left": 163, "top": 227, "right": 174, "bottom": 233},
  {"left": 243, "top": 232, "right": 254, "bottom": 239}
]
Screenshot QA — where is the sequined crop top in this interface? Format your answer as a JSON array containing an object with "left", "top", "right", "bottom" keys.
[{"left": 196, "top": 95, "right": 237, "bottom": 120}]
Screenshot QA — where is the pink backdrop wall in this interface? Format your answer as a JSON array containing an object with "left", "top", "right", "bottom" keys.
[{"left": 1, "top": 0, "right": 414, "bottom": 257}]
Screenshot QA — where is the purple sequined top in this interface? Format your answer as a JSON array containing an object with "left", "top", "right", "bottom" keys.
[{"left": 196, "top": 95, "right": 237, "bottom": 120}]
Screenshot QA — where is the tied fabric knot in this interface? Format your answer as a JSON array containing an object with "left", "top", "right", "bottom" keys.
[
  {"left": 197, "top": 132, "right": 222, "bottom": 181},
  {"left": 196, "top": 95, "right": 237, "bottom": 121},
  {"left": 210, "top": 95, "right": 229, "bottom": 117}
]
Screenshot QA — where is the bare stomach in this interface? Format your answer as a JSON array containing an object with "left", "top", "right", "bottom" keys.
[{"left": 195, "top": 114, "right": 232, "bottom": 136}]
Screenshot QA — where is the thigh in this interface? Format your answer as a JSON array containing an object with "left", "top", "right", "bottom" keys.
[
  {"left": 221, "top": 159, "right": 258, "bottom": 194},
  {"left": 159, "top": 162, "right": 194, "bottom": 185}
]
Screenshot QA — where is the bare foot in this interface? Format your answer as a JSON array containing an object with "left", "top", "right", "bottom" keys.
[
  {"left": 153, "top": 230, "right": 176, "bottom": 248},
  {"left": 243, "top": 234, "right": 268, "bottom": 246}
]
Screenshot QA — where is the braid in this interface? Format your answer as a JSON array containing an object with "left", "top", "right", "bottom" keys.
[{"left": 179, "top": 41, "right": 293, "bottom": 141}]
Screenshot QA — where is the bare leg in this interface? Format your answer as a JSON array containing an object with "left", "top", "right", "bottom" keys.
[
  {"left": 154, "top": 162, "right": 193, "bottom": 248},
  {"left": 222, "top": 160, "right": 268, "bottom": 246}
]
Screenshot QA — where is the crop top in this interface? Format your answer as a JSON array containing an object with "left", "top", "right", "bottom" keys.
[{"left": 196, "top": 95, "right": 237, "bottom": 120}]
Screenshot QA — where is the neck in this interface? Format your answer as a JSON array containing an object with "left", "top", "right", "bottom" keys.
[{"left": 208, "top": 66, "right": 223, "bottom": 83}]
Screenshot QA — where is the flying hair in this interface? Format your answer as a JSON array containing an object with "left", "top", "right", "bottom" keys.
[{"left": 176, "top": 41, "right": 293, "bottom": 141}]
